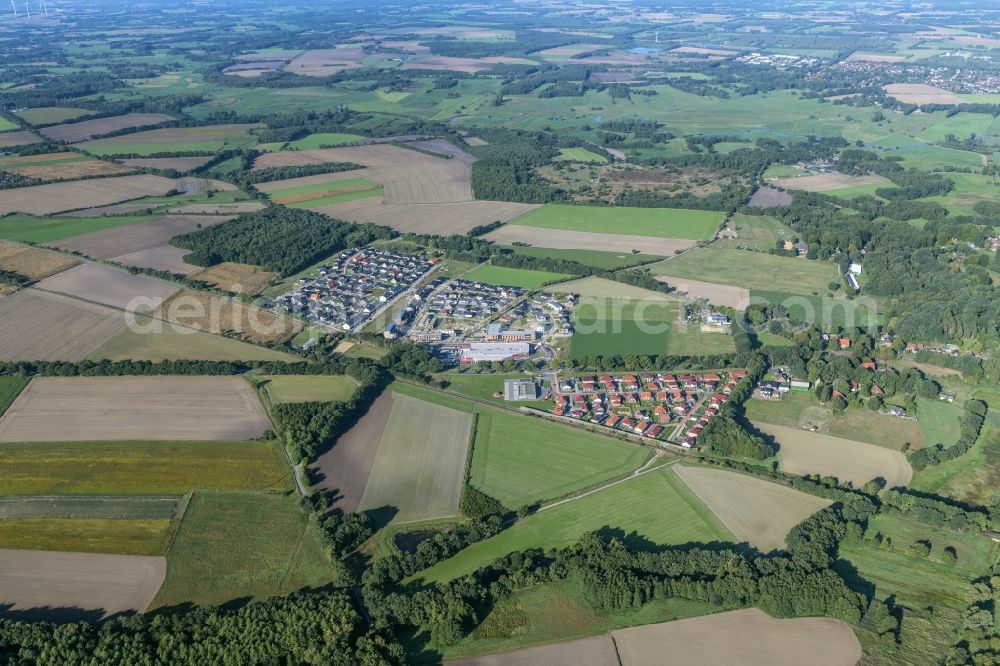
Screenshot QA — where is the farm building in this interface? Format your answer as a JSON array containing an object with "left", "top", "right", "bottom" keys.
[{"left": 846, "top": 272, "right": 860, "bottom": 292}]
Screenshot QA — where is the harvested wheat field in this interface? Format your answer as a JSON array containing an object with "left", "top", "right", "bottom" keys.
[
  {"left": 883, "top": 83, "right": 964, "bottom": 105},
  {"left": 769, "top": 173, "right": 891, "bottom": 193},
  {"left": 613, "top": 609, "right": 862, "bottom": 666},
  {"left": 34, "top": 263, "right": 179, "bottom": 311},
  {"left": 0, "top": 289, "right": 126, "bottom": 361},
  {"left": 38, "top": 113, "right": 173, "bottom": 143},
  {"left": 11, "top": 160, "right": 132, "bottom": 180},
  {"left": 0, "top": 376, "right": 272, "bottom": 442},
  {"left": 254, "top": 144, "right": 472, "bottom": 203},
  {"left": 112, "top": 245, "right": 200, "bottom": 275},
  {"left": 48, "top": 214, "right": 231, "bottom": 259},
  {"left": 485, "top": 226, "right": 694, "bottom": 256},
  {"left": 546, "top": 276, "right": 672, "bottom": 300},
  {"left": 673, "top": 464, "right": 831, "bottom": 551},
  {"left": 118, "top": 156, "right": 214, "bottom": 171},
  {"left": 156, "top": 289, "right": 301, "bottom": 343},
  {"left": 757, "top": 422, "right": 913, "bottom": 488},
  {"left": 314, "top": 197, "right": 539, "bottom": 235},
  {"left": 77, "top": 124, "right": 259, "bottom": 153},
  {"left": 0, "top": 241, "right": 79, "bottom": 281},
  {"left": 402, "top": 56, "right": 535, "bottom": 72},
  {"left": 0, "top": 549, "right": 165, "bottom": 620},
  {"left": 654, "top": 275, "right": 749, "bottom": 308},
  {"left": 538, "top": 43, "right": 609, "bottom": 58},
  {"left": 0, "top": 131, "right": 42, "bottom": 148},
  {"left": 406, "top": 139, "right": 477, "bottom": 165},
  {"left": 189, "top": 262, "right": 278, "bottom": 295},
  {"left": 0, "top": 174, "right": 177, "bottom": 216},
  {"left": 310, "top": 390, "right": 394, "bottom": 512},
  {"left": 845, "top": 52, "right": 904, "bottom": 62},
  {"left": 166, "top": 202, "right": 266, "bottom": 214},
  {"left": 283, "top": 47, "right": 366, "bottom": 75}
]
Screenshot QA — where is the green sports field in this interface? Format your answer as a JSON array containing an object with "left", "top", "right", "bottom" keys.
[
  {"left": 511, "top": 204, "right": 722, "bottom": 240},
  {"left": 463, "top": 264, "right": 570, "bottom": 289},
  {"left": 152, "top": 490, "right": 336, "bottom": 607},
  {"left": 259, "top": 375, "right": 357, "bottom": 404},
  {"left": 413, "top": 465, "right": 732, "bottom": 584},
  {"left": 0, "top": 441, "right": 293, "bottom": 495},
  {"left": 571, "top": 298, "right": 675, "bottom": 358},
  {"left": 392, "top": 383, "right": 650, "bottom": 508}
]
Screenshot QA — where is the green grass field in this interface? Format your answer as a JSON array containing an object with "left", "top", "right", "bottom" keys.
[
  {"left": 463, "top": 264, "right": 570, "bottom": 289},
  {"left": 0, "top": 376, "right": 29, "bottom": 418},
  {"left": 0, "top": 518, "right": 174, "bottom": 555},
  {"left": 910, "top": 412, "right": 1000, "bottom": 505},
  {"left": 718, "top": 213, "right": 796, "bottom": 251},
  {"left": 441, "top": 373, "right": 551, "bottom": 410},
  {"left": 504, "top": 245, "right": 662, "bottom": 270},
  {"left": 88, "top": 324, "right": 298, "bottom": 362},
  {"left": 259, "top": 375, "right": 357, "bottom": 404},
  {"left": 655, "top": 247, "right": 838, "bottom": 294},
  {"left": 510, "top": 204, "right": 722, "bottom": 240},
  {"left": 412, "top": 465, "right": 732, "bottom": 584},
  {"left": 745, "top": 392, "right": 927, "bottom": 451},
  {"left": 357, "top": 393, "right": 473, "bottom": 523},
  {"left": 152, "top": 490, "right": 337, "bottom": 608},
  {"left": 392, "top": 383, "right": 650, "bottom": 508},
  {"left": 284, "top": 132, "right": 366, "bottom": 149},
  {"left": 750, "top": 290, "right": 882, "bottom": 329},
  {"left": 0, "top": 117, "right": 18, "bottom": 132},
  {"left": 571, "top": 298, "right": 675, "bottom": 358},
  {"left": 555, "top": 147, "right": 607, "bottom": 163},
  {"left": 914, "top": 397, "right": 963, "bottom": 448},
  {"left": 266, "top": 177, "right": 381, "bottom": 204},
  {"left": 0, "top": 213, "right": 151, "bottom": 244},
  {"left": 0, "top": 441, "right": 292, "bottom": 495},
  {"left": 14, "top": 107, "right": 92, "bottom": 125}
]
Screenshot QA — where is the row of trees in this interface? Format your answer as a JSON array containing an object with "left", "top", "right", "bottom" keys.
[{"left": 909, "top": 400, "right": 989, "bottom": 470}]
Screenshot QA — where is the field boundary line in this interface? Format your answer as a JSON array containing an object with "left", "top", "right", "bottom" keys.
[
  {"left": 671, "top": 463, "right": 742, "bottom": 542},
  {"left": 537, "top": 457, "right": 677, "bottom": 513}
]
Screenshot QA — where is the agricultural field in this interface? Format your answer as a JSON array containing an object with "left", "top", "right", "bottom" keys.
[
  {"left": 745, "top": 392, "right": 928, "bottom": 450},
  {"left": 672, "top": 464, "right": 831, "bottom": 551},
  {"left": 257, "top": 173, "right": 383, "bottom": 208},
  {"left": 0, "top": 549, "right": 166, "bottom": 620},
  {"left": 501, "top": 245, "right": 661, "bottom": 270},
  {"left": 756, "top": 422, "right": 913, "bottom": 488},
  {"left": 0, "top": 440, "right": 291, "bottom": 495},
  {"left": 0, "top": 241, "right": 79, "bottom": 281},
  {"left": 151, "top": 490, "right": 336, "bottom": 608},
  {"left": 156, "top": 289, "right": 302, "bottom": 343},
  {"left": 311, "top": 196, "right": 539, "bottom": 235},
  {"left": 0, "top": 376, "right": 272, "bottom": 443},
  {"left": 652, "top": 247, "right": 838, "bottom": 295},
  {"left": 546, "top": 276, "right": 672, "bottom": 301},
  {"left": 462, "top": 264, "right": 570, "bottom": 289},
  {"left": 76, "top": 124, "right": 259, "bottom": 156},
  {"left": 47, "top": 214, "right": 231, "bottom": 260},
  {"left": 717, "top": 213, "right": 796, "bottom": 251},
  {"left": 555, "top": 147, "right": 607, "bottom": 163},
  {"left": 509, "top": 204, "right": 722, "bottom": 240},
  {"left": 37, "top": 113, "right": 173, "bottom": 143},
  {"left": 768, "top": 173, "right": 892, "bottom": 193},
  {"left": 357, "top": 393, "right": 473, "bottom": 524},
  {"left": 189, "top": 262, "right": 278, "bottom": 295},
  {"left": 88, "top": 321, "right": 297, "bottom": 362},
  {"left": 254, "top": 144, "right": 473, "bottom": 204},
  {"left": 118, "top": 155, "right": 215, "bottom": 171},
  {"left": 413, "top": 464, "right": 732, "bottom": 584},
  {"left": 914, "top": 397, "right": 963, "bottom": 448},
  {"left": 0, "top": 289, "right": 126, "bottom": 361},
  {"left": 34, "top": 263, "right": 179, "bottom": 311},
  {"left": 0, "top": 519, "right": 174, "bottom": 556},
  {"left": 0, "top": 174, "right": 178, "bottom": 216},
  {"left": 484, "top": 225, "right": 695, "bottom": 257},
  {"left": 0, "top": 377, "right": 29, "bottom": 418},
  {"left": 0, "top": 214, "right": 156, "bottom": 244},
  {"left": 258, "top": 375, "right": 357, "bottom": 404},
  {"left": 0, "top": 151, "right": 132, "bottom": 180},
  {"left": 285, "top": 132, "right": 366, "bottom": 149},
  {"left": 310, "top": 390, "right": 394, "bottom": 512},
  {"left": 14, "top": 107, "right": 93, "bottom": 125}
]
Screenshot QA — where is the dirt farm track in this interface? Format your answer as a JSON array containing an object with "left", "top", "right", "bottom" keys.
[{"left": 0, "top": 376, "right": 272, "bottom": 442}]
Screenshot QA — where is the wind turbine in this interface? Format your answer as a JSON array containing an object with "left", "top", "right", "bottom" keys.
[
  {"left": 24, "top": 0, "right": 29, "bottom": 19},
  {"left": 10, "top": 0, "right": 16, "bottom": 16}
]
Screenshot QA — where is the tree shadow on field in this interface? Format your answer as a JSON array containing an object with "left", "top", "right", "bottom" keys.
[
  {"left": 832, "top": 557, "right": 876, "bottom": 602},
  {"left": 363, "top": 504, "right": 399, "bottom": 531},
  {"left": 0, "top": 603, "right": 109, "bottom": 624},
  {"left": 594, "top": 527, "right": 756, "bottom": 557}
]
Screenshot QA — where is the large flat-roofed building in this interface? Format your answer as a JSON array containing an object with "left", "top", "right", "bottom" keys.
[
  {"left": 504, "top": 378, "right": 539, "bottom": 401},
  {"left": 460, "top": 342, "right": 531, "bottom": 363}
]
